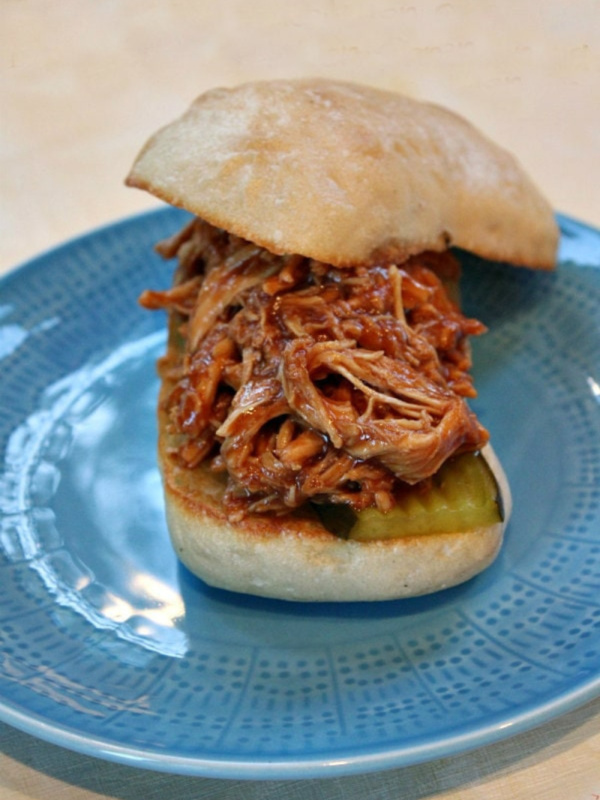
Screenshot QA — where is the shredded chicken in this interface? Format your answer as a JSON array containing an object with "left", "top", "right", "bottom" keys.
[{"left": 140, "top": 218, "right": 489, "bottom": 519}]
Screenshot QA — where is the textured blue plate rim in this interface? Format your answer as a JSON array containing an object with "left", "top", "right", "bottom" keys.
[
  {"left": 0, "top": 207, "right": 599, "bottom": 779},
  {"left": 1, "top": 205, "right": 167, "bottom": 285},
  {"left": 0, "top": 672, "right": 597, "bottom": 779}
]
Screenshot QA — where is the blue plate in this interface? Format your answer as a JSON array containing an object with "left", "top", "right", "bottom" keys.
[{"left": 0, "top": 209, "right": 599, "bottom": 778}]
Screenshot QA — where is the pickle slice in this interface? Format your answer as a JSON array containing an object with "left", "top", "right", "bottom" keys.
[{"left": 348, "top": 451, "right": 502, "bottom": 541}]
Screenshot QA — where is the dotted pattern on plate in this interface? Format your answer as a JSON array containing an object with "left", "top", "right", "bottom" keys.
[{"left": 0, "top": 209, "right": 599, "bottom": 775}]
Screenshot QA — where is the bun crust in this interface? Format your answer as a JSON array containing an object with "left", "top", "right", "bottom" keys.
[
  {"left": 127, "top": 78, "right": 558, "bottom": 269},
  {"left": 159, "top": 378, "right": 511, "bottom": 602}
]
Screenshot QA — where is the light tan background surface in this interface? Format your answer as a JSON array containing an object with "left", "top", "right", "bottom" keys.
[{"left": 1, "top": 2, "right": 599, "bottom": 798}]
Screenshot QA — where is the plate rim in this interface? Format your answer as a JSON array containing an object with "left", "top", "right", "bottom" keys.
[{"left": 0, "top": 675, "right": 597, "bottom": 778}]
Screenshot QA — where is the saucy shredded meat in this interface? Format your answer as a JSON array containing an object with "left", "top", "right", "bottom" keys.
[{"left": 140, "top": 218, "right": 489, "bottom": 520}]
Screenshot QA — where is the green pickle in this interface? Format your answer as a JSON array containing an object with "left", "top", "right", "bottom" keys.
[{"left": 348, "top": 451, "right": 502, "bottom": 541}]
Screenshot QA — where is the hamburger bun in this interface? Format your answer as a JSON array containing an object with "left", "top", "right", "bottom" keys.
[{"left": 126, "top": 78, "right": 558, "bottom": 269}]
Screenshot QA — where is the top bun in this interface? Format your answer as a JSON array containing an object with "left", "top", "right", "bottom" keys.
[{"left": 126, "top": 78, "right": 558, "bottom": 268}]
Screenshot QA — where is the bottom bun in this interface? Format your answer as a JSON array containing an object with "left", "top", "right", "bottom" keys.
[{"left": 159, "top": 417, "right": 511, "bottom": 602}]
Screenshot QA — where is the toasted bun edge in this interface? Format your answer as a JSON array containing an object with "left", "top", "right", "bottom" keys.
[{"left": 161, "top": 440, "right": 511, "bottom": 602}]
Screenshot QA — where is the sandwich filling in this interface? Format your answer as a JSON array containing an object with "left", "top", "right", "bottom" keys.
[{"left": 141, "top": 217, "right": 489, "bottom": 521}]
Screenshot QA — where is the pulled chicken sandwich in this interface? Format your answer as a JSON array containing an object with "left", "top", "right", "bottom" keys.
[{"left": 127, "top": 78, "right": 558, "bottom": 602}]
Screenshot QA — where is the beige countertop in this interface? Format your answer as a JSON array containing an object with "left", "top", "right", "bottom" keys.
[{"left": 1, "top": 2, "right": 599, "bottom": 798}]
